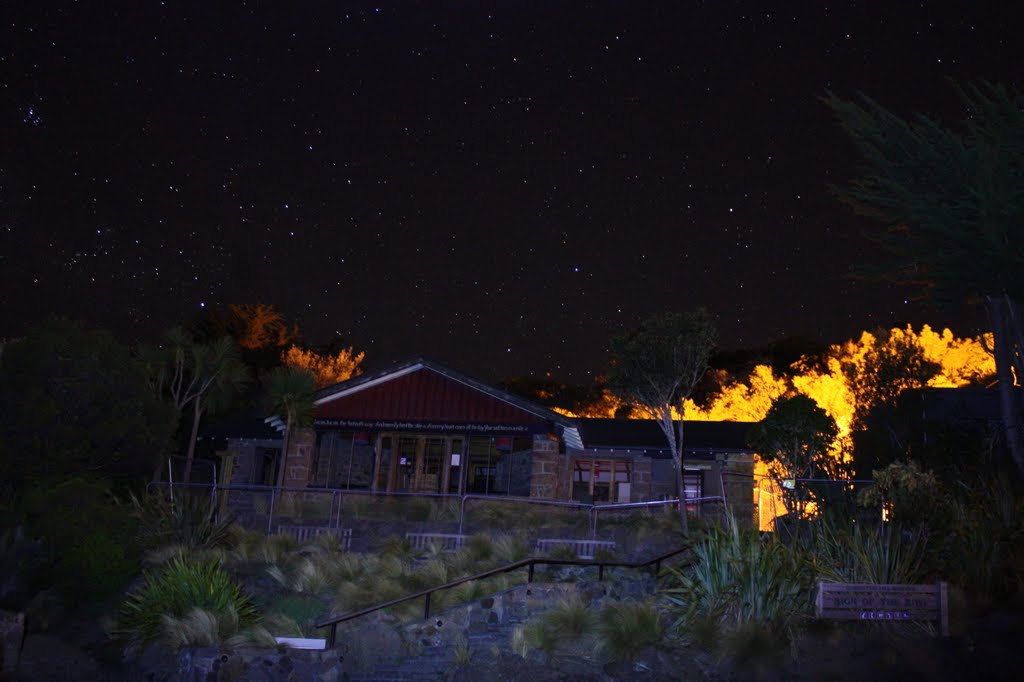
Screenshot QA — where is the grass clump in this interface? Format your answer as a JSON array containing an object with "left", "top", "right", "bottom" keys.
[
  {"left": 596, "top": 600, "right": 663, "bottom": 661},
  {"left": 262, "top": 594, "right": 327, "bottom": 637},
  {"left": 546, "top": 596, "right": 595, "bottom": 639},
  {"left": 117, "top": 556, "right": 260, "bottom": 650}
]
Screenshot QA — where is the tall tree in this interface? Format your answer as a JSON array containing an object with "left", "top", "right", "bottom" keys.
[
  {"left": 826, "top": 83, "right": 1024, "bottom": 479},
  {"left": 141, "top": 328, "right": 250, "bottom": 483},
  {"left": 842, "top": 328, "right": 942, "bottom": 430},
  {"left": 263, "top": 366, "right": 317, "bottom": 490},
  {"left": 607, "top": 309, "right": 717, "bottom": 532},
  {"left": 748, "top": 394, "right": 842, "bottom": 519}
]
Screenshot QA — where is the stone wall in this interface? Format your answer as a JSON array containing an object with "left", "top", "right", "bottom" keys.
[
  {"left": 127, "top": 577, "right": 659, "bottom": 681},
  {"left": 630, "top": 458, "right": 653, "bottom": 501},
  {"left": 278, "top": 428, "right": 317, "bottom": 515},
  {"left": 528, "top": 435, "right": 563, "bottom": 499}
]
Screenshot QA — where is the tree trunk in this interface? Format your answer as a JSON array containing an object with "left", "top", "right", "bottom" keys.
[
  {"left": 182, "top": 396, "right": 203, "bottom": 483},
  {"left": 275, "top": 416, "right": 293, "bottom": 491},
  {"left": 674, "top": 418, "right": 689, "bottom": 534},
  {"left": 987, "top": 296, "right": 1024, "bottom": 480}
]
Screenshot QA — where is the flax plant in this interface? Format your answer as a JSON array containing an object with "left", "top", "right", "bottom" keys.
[
  {"left": 662, "top": 512, "right": 812, "bottom": 637},
  {"left": 807, "top": 520, "right": 928, "bottom": 586},
  {"left": 117, "top": 556, "right": 261, "bottom": 650}
]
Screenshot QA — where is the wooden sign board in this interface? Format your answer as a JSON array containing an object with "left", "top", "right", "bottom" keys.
[{"left": 815, "top": 581, "right": 948, "bottom": 636}]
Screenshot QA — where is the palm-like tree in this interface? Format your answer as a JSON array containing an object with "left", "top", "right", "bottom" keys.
[
  {"left": 263, "top": 366, "right": 317, "bottom": 490},
  {"left": 141, "top": 328, "right": 250, "bottom": 483}
]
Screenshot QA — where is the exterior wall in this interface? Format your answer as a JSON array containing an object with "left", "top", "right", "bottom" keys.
[
  {"left": 278, "top": 427, "right": 317, "bottom": 514},
  {"left": 283, "top": 428, "right": 317, "bottom": 488},
  {"left": 224, "top": 438, "right": 282, "bottom": 486},
  {"left": 629, "top": 457, "right": 653, "bottom": 501},
  {"left": 529, "top": 435, "right": 563, "bottom": 499}
]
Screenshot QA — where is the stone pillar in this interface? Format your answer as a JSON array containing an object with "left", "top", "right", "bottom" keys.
[
  {"left": 630, "top": 458, "right": 653, "bottom": 501},
  {"left": 279, "top": 427, "right": 316, "bottom": 515},
  {"left": 529, "top": 435, "right": 563, "bottom": 499}
]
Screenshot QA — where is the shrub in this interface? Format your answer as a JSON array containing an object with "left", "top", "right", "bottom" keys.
[
  {"left": 939, "top": 471, "right": 1024, "bottom": 601},
  {"left": 492, "top": 534, "right": 531, "bottom": 564},
  {"left": 596, "top": 600, "right": 663, "bottom": 661},
  {"left": 117, "top": 556, "right": 260, "bottom": 650},
  {"left": 662, "top": 512, "right": 812, "bottom": 639},
  {"left": 131, "top": 490, "right": 236, "bottom": 554},
  {"left": 267, "top": 554, "right": 335, "bottom": 594},
  {"left": 517, "top": 620, "right": 563, "bottom": 661},
  {"left": 23, "top": 477, "right": 141, "bottom": 605},
  {"left": 545, "top": 597, "right": 595, "bottom": 639},
  {"left": 463, "top": 533, "right": 494, "bottom": 563},
  {"left": 807, "top": 519, "right": 929, "bottom": 585}
]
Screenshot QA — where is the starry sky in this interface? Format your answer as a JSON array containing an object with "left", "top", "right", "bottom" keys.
[{"left": 1, "top": 2, "right": 1018, "bottom": 382}]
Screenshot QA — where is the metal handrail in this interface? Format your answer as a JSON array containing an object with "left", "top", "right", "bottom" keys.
[
  {"left": 458, "top": 494, "right": 590, "bottom": 535},
  {"left": 313, "top": 544, "right": 694, "bottom": 648},
  {"left": 587, "top": 495, "right": 726, "bottom": 538}
]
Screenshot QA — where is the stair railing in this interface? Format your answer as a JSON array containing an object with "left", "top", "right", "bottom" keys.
[{"left": 314, "top": 544, "right": 693, "bottom": 648}]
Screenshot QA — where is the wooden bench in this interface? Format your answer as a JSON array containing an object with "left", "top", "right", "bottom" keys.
[
  {"left": 535, "top": 538, "right": 616, "bottom": 560},
  {"left": 405, "top": 532, "right": 467, "bottom": 552},
  {"left": 277, "top": 525, "right": 353, "bottom": 550},
  {"left": 816, "top": 581, "right": 948, "bottom": 636}
]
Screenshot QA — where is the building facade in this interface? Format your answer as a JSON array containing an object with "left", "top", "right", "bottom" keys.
[{"left": 221, "top": 359, "right": 756, "bottom": 514}]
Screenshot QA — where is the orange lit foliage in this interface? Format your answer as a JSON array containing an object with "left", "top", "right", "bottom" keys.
[
  {"left": 230, "top": 303, "right": 299, "bottom": 351},
  {"left": 566, "top": 325, "right": 993, "bottom": 453},
  {"left": 685, "top": 325, "right": 992, "bottom": 446},
  {"left": 281, "top": 345, "right": 365, "bottom": 388}
]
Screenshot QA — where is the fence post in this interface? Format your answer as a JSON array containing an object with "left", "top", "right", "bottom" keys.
[
  {"left": 267, "top": 488, "right": 277, "bottom": 536},
  {"left": 423, "top": 592, "right": 431, "bottom": 620}
]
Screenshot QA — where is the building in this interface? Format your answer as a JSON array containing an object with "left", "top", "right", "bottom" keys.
[{"left": 219, "top": 358, "right": 757, "bottom": 515}]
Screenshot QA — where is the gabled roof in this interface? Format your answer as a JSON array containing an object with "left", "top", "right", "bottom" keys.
[
  {"left": 566, "top": 417, "right": 757, "bottom": 458},
  {"left": 313, "top": 357, "right": 576, "bottom": 428}
]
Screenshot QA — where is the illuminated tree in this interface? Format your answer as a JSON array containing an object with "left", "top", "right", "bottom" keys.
[
  {"left": 281, "top": 344, "right": 365, "bottom": 388},
  {"left": 141, "top": 328, "right": 250, "bottom": 483},
  {"left": 188, "top": 303, "right": 299, "bottom": 371},
  {"left": 607, "top": 309, "right": 717, "bottom": 532},
  {"left": 263, "top": 366, "right": 317, "bottom": 489},
  {"left": 748, "top": 394, "right": 842, "bottom": 519},
  {"left": 826, "top": 83, "right": 1024, "bottom": 479},
  {"left": 230, "top": 303, "right": 299, "bottom": 351},
  {"left": 842, "top": 328, "right": 942, "bottom": 430}
]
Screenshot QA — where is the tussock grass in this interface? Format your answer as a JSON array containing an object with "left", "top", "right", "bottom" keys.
[
  {"left": 596, "top": 600, "right": 663, "bottom": 661},
  {"left": 546, "top": 597, "right": 595, "bottom": 639},
  {"left": 262, "top": 594, "right": 327, "bottom": 637}
]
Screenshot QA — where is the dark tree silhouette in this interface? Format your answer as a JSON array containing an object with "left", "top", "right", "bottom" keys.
[{"left": 826, "top": 83, "right": 1024, "bottom": 479}]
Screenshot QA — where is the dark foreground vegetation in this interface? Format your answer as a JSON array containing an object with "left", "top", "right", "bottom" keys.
[{"left": 1, "top": 441, "right": 1022, "bottom": 681}]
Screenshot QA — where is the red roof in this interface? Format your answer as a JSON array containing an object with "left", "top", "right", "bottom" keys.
[{"left": 313, "top": 364, "right": 551, "bottom": 425}]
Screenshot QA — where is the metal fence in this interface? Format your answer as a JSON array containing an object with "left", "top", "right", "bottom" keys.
[{"left": 146, "top": 481, "right": 732, "bottom": 543}]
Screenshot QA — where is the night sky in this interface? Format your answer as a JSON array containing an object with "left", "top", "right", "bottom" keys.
[{"left": 2, "top": 2, "right": 1017, "bottom": 382}]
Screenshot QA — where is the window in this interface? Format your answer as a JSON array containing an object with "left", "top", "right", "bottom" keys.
[
  {"left": 313, "top": 431, "right": 375, "bottom": 489},
  {"left": 572, "top": 460, "right": 631, "bottom": 503},
  {"left": 684, "top": 470, "right": 703, "bottom": 512}
]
